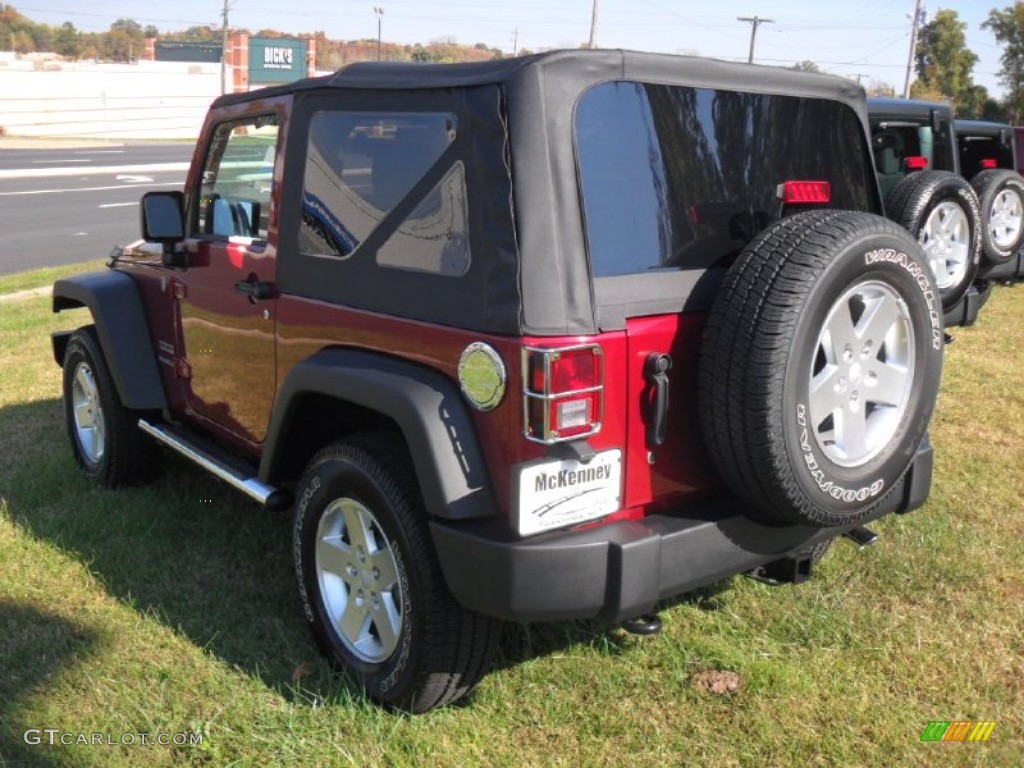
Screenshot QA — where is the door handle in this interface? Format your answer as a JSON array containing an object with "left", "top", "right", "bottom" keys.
[{"left": 234, "top": 278, "right": 275, "bottom": 300}]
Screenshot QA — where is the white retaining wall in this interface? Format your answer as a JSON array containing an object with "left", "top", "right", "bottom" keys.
[{"left": 0, "top": 58, "right": 224, "bottom": 139}]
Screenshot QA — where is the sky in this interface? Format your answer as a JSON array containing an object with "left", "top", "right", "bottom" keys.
[{"left": 13, "top": 1, "right": 1010, "bottom": 98}]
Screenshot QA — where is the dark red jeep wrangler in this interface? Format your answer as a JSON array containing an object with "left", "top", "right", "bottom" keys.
[{"left": 51, "top": 50, "right": 942, "bottom": 712}]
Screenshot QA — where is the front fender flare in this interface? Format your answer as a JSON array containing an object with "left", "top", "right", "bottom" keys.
[
  {"left": 261, "top": 349, "right": 496, "bottom": 520},
  {"left": 52, "top": 271, "right": 167, "bottom": 410}
]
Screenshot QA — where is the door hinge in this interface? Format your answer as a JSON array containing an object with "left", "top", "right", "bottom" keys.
[
  {"left": 173, "top": 356, "right": 192, "bottom": 379},
  {"left": 173, "top": 280, "right": 187, "bottom": 300}
]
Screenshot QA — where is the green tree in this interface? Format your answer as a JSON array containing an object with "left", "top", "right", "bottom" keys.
[
  {"left": 958, "top": 84, "right": 990, "bottom": 120},
  {"left": 983, "top": 5, "right": 1024, "bottom": 123},
  {"left": 914, "top": 9, "right": 978, "bottom": 109},
  {"left": 55, "top": 21, "right": 79, "bottom": 58},
  {"left": 10, "top": 28, "right": 32, "bottom": 53},
  {"left": 106, "top": 17, "right": 145, "bottom": 61},
  {"left": 789, "top": 60, "right": 821, "bottom": 73},
  {"left": 867, "top": 80, "right": 896, "bottom": 97},
  {"left": 981, "top": 97, "right": 1008, "bottom": 122}
]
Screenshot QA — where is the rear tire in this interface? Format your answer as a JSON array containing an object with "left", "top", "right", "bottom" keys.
[
  {"left": 970, "top": 169, "right": 1024, "bottom": 266},
  {"left": 884, "top": 171, "right": 981, "bottom": 311},
  {"left": 698, "top": 210, "right": 944, "bottom": 528},
  {"left": 293, "top": 437, "right": 499, "bottom": 713},
  {"left": 61, "top": 326, "right": 155, "bottom": 486}
]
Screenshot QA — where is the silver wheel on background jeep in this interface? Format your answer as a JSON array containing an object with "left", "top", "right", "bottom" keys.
[{"left": 920, "top": 201, "right": 971, "bottom": 291}]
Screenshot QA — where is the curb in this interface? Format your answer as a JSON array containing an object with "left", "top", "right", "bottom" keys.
[{"left": 0, "top": 286, "right": 53, "bottom": 303}]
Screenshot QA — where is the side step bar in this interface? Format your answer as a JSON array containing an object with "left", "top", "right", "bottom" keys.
[{"left": 138, "top": 419, "right": 289, "bottom": 509}]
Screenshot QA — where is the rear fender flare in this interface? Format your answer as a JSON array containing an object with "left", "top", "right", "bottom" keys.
[{"left": 261, "top": 349, "right": 496, "bottom": 520}]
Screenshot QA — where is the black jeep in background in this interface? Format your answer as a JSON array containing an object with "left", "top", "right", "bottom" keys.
[
  {"left": 956, "top": 118, "right": 1024, "bottom": 283},
  {"left": 868, "top": 98, "right": 1024, "bottom": 325}
]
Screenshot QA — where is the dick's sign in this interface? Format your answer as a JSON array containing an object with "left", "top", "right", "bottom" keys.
[{"left": 249, "top": 37, "right": 308, "bottom": 84}]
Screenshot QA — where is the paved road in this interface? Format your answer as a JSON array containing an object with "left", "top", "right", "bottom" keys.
[{"left": 0, "top": 143, "right": 194, "bottom": 275}]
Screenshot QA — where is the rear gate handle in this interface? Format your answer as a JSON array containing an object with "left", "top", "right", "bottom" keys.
[{"left": 644, "top": 353, "right": 672, "bottom": 447}]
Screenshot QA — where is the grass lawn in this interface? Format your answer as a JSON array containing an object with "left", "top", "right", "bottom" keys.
[{"left": 1, "top": 263, "right": 1022, "bottom": 766}]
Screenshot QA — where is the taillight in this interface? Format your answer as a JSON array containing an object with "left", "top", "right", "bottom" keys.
[
  {"left": 905, "top": 155, "right": 928, "bottom": 170},
  {"left": 523, "top": 344, "right": 603, "bottom": 443},
  {"left": 981, "top": 158, "right": 998, "bottom": 169},
  {"left": 777, "top": 180, "right": 831, "bottom": 205}
]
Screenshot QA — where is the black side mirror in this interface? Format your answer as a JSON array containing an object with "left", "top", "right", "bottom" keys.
[{"left": 141, "top": 191, "right": 187, "bottom": 267}]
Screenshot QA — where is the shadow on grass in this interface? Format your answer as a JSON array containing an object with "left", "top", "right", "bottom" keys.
[
  {"left": 3, "top": 398, "right": 735, "bottom": 710},
  {"left": 492, "top": 580, "right": 735, "bottom": 673},
  {"left": 2, "top": 399, "right": 347, "bottom": 703},
  {"left": 0, "top": 600, "right": 99, "bottom": 767}
]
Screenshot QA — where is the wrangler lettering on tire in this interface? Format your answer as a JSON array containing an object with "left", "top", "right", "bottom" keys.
[{"left": 698, "top": 210, "right": 943, "bottom": 528}]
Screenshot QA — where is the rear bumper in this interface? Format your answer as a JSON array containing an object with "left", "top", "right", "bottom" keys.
[
  {"left": 431, "top": 437, "right": 933, "bottom": 624},
  {"left": 978, "top": 251, "right": 1024, "bottom": 282}
]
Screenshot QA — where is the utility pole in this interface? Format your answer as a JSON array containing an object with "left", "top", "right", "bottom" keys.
[
  {"left": 587, "top": 0, "right": 600, "bottom": 49},
  {"left": 737, "top": 16, "right": 773, "bottom": 64},
  {"left": 220, "top": 0, "right": 230, "bottom": 95},
  {"left": 512, "top": 27, "right": 518, "bottom": 57},
  {"left": 902, "top": 0, "right": 924, "bottom": 98},
  {"left": 374, "top": 6, "right": 384, "bottom": 61}
]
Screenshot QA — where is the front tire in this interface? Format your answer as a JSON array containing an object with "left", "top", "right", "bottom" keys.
[
  {"left": 61, "top": 326, "right": 155, "bottom": 486},
  {"left": 293, "top": 437, "right": 499, "bottom": 712}
]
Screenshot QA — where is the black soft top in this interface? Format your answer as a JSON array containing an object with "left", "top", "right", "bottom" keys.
[
  {"left": 216, "top": 49, "right": 865, "bottom": 106},
  {"left": 225, "top": 50, "right": 876, "bottom": 335},
  {"left": 955, "top": 118, "right": 1013, "bottom": 136},
  {"left": 867, "top": 97, "right": 954, "bottom": 120}
]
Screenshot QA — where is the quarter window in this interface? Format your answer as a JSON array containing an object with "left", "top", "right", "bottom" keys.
[{"left": 299, "top": 110, "right": 467, "bottom": 276}]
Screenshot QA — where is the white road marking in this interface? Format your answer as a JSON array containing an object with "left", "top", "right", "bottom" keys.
[
  {"left": 0, "top": 162, "right": 191, "bottom": 180},
  {"left": 98, "top": 202, "right": 137, "bottom": 209},
  {"left": 0, "top": 181, "right": 183, "bottom": 197},
  {"left": 33, "top": 159, "right": 92, "bottom": 164},
  {"left": 74, "top": 150, "right": 126, "bottom": 155},
  {"left": 115, "top": 174, "right": 154, "bottom": 183}
]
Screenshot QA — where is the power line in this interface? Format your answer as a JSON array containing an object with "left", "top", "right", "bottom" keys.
[{"left": 737, "top": 15, "right": 774, "bottom": 64}]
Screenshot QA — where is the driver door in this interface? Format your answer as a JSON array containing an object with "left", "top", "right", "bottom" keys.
[{"left": 174, "top": 112, "right": 280, "bottom": 448}]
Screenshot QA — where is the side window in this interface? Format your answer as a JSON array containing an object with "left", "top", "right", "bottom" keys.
[
  {"left": 195, "top": 115, "right": 279, "bottom": 241},
  {"left": 300, "top": 110, "right": 469, "bottom": 275}
]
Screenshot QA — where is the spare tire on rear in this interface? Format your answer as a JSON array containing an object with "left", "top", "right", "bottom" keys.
[
  {"left": 698, "top": 210, "right": 943, "bottom": 528},
  {"left": 884, "top": 170, "right": 981, "bottom": 312},
  {"left": 970, "top": 168, "right": 1024, "bottom": 266}
]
